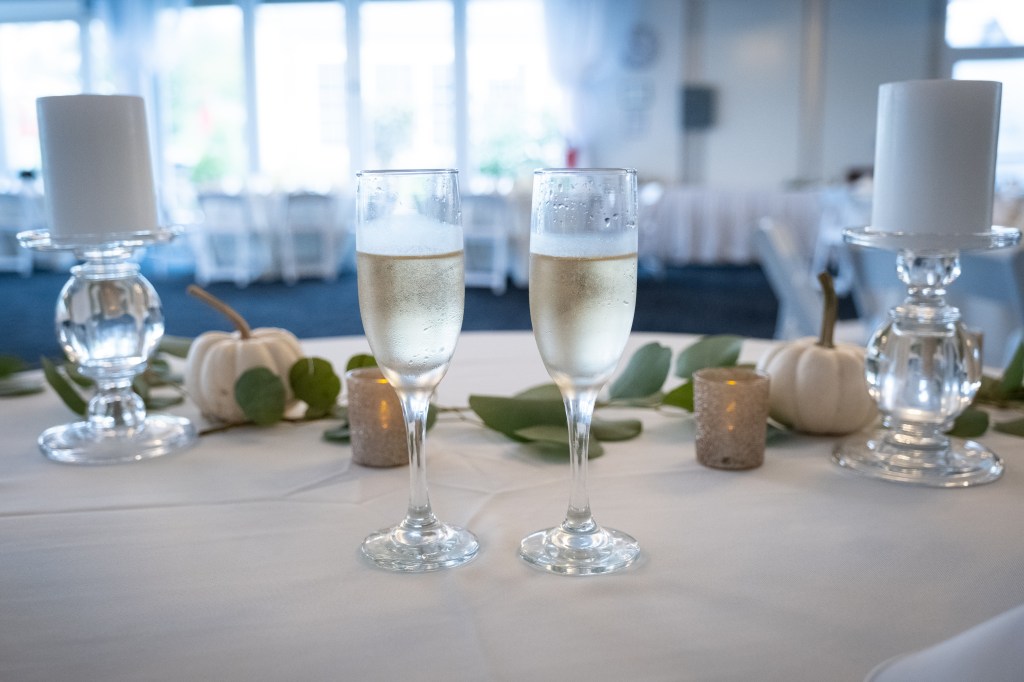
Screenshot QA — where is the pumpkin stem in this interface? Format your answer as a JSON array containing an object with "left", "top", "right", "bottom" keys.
[
  {"left": 817, "top": 271, "right": 837, "bottom": 349},
  {"left": 187, "top": 284, "right": 252, "bottom": 339}
]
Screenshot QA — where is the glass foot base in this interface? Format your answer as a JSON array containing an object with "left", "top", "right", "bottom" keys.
[
  {"left": 833, "top": 430, "right": 1003, "bottom": 488},
  {"left": 361, "top": 520, "right": 479, "bottom": 572},
  {"left": 519, "top": 524, "right": 640, "bottom": 576},
  {"left": 40, "top": 415, "right": 196, "bottom": 465}
]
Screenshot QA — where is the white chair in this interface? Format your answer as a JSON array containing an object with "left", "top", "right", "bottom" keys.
[
  {"left": 462, "top": 194, "right": 510, "bottom": 295},
  {"left": 812, "top": 183, "right": 872, "bottom": 295},
  {"left": 755, "top": 217, "right": 865, "bottom": 342},
  {"left": 0, "top": 193, "right": 33, "bottom": 277},
  {"left": 190, "top": 193, "right": 269, "bottom": 288},
  {"left": 755, "top": 218, "right": 823, "bottom": 339},
  {"left": 279, "top": 191, "right": 345, "bottom": 285},
  {"left": 846, "top": 244, "right": 1024, "bottom": 368}
]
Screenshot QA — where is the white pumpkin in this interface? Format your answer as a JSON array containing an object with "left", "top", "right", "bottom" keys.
[
  {"left": 756, "top": 337, "right": 877, "bottom": 435},
  {"left": 755, "top": 273, "right": 878, "bottom": 435},
  {"left": 184, "top": 286, "right": 304, "bottom": 424}
]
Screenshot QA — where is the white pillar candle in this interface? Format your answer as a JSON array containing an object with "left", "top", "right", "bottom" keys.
[
  {"left": 871, "top": 79, "right": 1001, "bottom": 236},
  {"left": 37, "top": 94, "right": 159, "bottom": 242}
]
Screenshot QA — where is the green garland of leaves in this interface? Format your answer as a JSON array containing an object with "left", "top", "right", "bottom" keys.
[
  {"left": 18, "top": 334, "right": 1024, "bottom": 454},
  {"left": 0, "top": 355, "right": 43, "bottom": 397},
  {"left": 949, "top": 342, "right": 1024, "bottom": 438},
  {"left": 466, "top": 336, "right": 745, "bottom": 456}
]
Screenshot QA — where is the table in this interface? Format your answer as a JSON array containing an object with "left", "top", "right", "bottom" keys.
[{"left": 3, "top": 332, "right": 1024, "bottom": 681}]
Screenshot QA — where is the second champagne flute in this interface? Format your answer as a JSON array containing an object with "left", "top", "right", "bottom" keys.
[
  {"left": 355, "top": 169, "right": 478, "bottom": 572},
  {"left": 521, "top": 168, "right": 641, "bottom": 575}
]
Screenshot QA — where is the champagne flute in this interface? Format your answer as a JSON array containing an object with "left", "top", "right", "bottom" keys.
[
  {"left": 520, "top": 168, "right": 641, "bottom": 576},
  {"left": 355, "top": 169, "right": 478, "bottom": 572}
]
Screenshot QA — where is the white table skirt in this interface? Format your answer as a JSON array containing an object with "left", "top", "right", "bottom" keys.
[
  {"left": 3, "top": 332, "right": 1024, "bottom": 682},
  {"left": 638, "top": 186, "right": 822, "bottom": 267}
]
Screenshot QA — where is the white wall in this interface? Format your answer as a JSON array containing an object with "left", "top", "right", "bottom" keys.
[
  {"left": 585, "top": 0, "right": 686, "bottom": 184},
  {"left": 820, "top": 0, "right": 939, "bottom": 183},
  {"left": 701, "top": 0, "right": 805, "bottom": 188},
  {"left": 588, "top": 0, "right": 941, "bottom": 189}
]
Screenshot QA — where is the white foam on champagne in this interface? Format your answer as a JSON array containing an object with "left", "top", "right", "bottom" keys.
[
  {"left": 531, "top": 231, "right": 637, "bottom": 258},
  {"left": 358, "top": 214, "right": 463, "bottom": 256}
]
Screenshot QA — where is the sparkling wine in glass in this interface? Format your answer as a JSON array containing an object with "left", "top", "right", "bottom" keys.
[
  {"left": 520, "top": 168, "right": 641, "bottom": 575},
  {"left": 355, "top": 169, "right": 478, "bottom": 572}
]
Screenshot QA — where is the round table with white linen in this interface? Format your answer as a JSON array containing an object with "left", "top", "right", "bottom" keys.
[{"left": 2, "top": 332, "right": 1023, "bottom": 682}]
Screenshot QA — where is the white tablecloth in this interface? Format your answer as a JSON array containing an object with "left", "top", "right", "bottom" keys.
[{"left": 3, "top": 332, "right": 1024, "bottom": 682}]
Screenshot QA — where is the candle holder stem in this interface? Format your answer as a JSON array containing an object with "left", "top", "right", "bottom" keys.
[{"left": 20, "top": 229, "right": 195, "bottom": 464}]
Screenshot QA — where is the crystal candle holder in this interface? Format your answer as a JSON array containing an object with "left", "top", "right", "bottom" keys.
[
  {"left": 833, "top": 226, "right": 1020, "bottom": 487},
  {"left": 18, "top": 228, "right": 196, "bottom": 464}
]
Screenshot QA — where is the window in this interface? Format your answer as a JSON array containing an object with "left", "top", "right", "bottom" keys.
[
  {"left": 466, "top": 0, "right": 562, "bottom": 192},
  {"left": 256, "top": 1, "right": 347, "bottom": 190},
  {"left": 0, "top": 0, "right": 562, "bottom": 197},
  {"left": 0, "top": 20, "right": 81, "bottom": 178},
  {"left": 946, "top": 0, "right": 1024, "bottom": 48},
  {"left": 945, "top": 0, "right": 1024, "bottom": 183},
  {"left": 953, "top": 59, "right": 1024, "bottom": 182},
  {"left": 158, "top": 4, "right": 246, "bottom": 190},
  {"left": 360, "top": 1, "right": 455, "bottom": 170}
]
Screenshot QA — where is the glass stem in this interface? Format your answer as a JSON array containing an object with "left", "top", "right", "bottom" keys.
[
  {"left": 398, "top": 389, "right": 437, "bottom": 530},
  {"left": 562, "top": 389, "right": 599, "bottom": 534},
  {"left": 88, "top": 378, "right": 146, "bottom": 431}
]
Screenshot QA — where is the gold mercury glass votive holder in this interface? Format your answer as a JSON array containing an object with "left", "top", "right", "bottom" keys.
[
  {"left": 693, "top": 367, "right": 770, "bottom": 470},
  {"left": 345, "top": 367, "right": 408, "bottom": 468}
]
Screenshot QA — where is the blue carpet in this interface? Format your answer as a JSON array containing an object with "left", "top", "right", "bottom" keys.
[{"left": 1, "top": 264, "right": 783, "bottom": 367}]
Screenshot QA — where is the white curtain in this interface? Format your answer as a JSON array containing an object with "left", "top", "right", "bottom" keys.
[{"left": 543, "top": 0, "right": 635, "bottom": 166}]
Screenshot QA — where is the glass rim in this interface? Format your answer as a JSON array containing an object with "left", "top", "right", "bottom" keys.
[
  {"left": 694, "top": 367, "right": 769, "bottom": 385},
  {"left": 533, "top": 167, "right": 637, "bottom": 176},
  {"left": 344, "top": 366, "right": 388, "bottom": 383},
  {"left": 356, "top": 168, "right": 458, "bottom": 177}
]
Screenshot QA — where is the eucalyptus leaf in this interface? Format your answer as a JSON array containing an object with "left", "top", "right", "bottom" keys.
[
  {"left": 947, "top": 408, "right": 989, "bottom": 438},
  {"left": 512, "top": 426, "right": 605, "bottom": 459},
  {"left": 323, "top": 424, "right": 351, "bottom": 442},
  {"left": 975, "top": 375, "right": 1004, "bottom": 403},
  {"left": 323, "top": 405, "right": 351, "bottom": 442},
  {"left": 65, "top": 363, "right": 95, "bottom": 389},
  {"left": 993, "top": 416, "right": 1024, "bottom": 437},
  {"left": 515, "top": 383, "right": 562, "bottom": 400},
  {"left": 591, "top": 416, "right": 643, "bottom": 441},
  {"left": 662, "top": 381, "right": 694, "bottom": 411},
  {"left": 607, "top": 393, "right": 665, "bottom": 408},
  {"left": 144, "top": 394, "right": 185, "bottom": 410},
  {"left": 133, "top": 376, "right": 150, "bottom": 402},
  {"left": 0, "top": 374, "right": 44, "bottom": 397},
  {"left": 766, "top": 423, "right": 790, "bottom": 444},
  {"left": 345, "top": 354, "right": 378, "bottom": 371},
  {"left": 289, "top": 357, "right": 342, "bottom": 419},
  {"left": 674, "top": 335, "right": 743, "bottom": 379},
  {"left": 468, "top": 394, "right": 566, "bottom": 441},
  {"left": 143, "top": 357, "right": 176, "bottom": 385},
  {"left": 158, "top": 335, "right": 194, "bottom": 359},
  {"left": 515, "top": 424, "right": 570, "bottom": 443},
  {"left": 0, "top": 355, "right": 26, "bottom": 379},
  {"left": 235, "top": 367, "right": 286, "bottom": 426},
  {"left": 608, "top": 342, "right": 672, "bottom": 400},
  {"left": 41, "top": 357, "right": 88, "bottom": 416},
  {"left": 999, "top": 342, "right": 1024, "bottom": 397}
]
